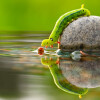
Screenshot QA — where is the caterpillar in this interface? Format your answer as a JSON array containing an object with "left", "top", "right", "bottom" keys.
[
  {"left": 41, "top": 57, "right": 88, "bottom": 98},
  {"left": 41, "top": 4, "right": 90, "bottom": 48}
]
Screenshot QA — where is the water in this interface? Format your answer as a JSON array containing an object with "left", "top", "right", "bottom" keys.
[{"left": 0, "top": 32, "right": 100, "bottom": 100}]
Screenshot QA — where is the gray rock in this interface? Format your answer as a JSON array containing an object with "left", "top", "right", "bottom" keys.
[{"left": 60, "top": 16, "right": 100, "bottom": 51}]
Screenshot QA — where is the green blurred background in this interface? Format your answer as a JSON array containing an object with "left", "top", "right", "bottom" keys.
[{"left": 0, "top": 0, "right": 100, "bottom": 31}]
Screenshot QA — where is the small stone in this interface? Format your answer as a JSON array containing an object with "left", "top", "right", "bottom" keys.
[
  {"left": 60, "top": 16, "right": 100, "bottom": 51},
  {"left": 71, "top": 51, "right": 82, "bottom": 61}
]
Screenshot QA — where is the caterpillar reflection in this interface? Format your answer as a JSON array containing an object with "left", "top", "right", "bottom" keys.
[
  {"left": 41, "top": 4, "right": 90, "bottom": 48},
  {"left": 41, "top": 57, "right": 88, "bottom": 98}
]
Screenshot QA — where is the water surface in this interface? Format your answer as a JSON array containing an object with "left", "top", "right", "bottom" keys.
[{"left": 0, "top": 32, "right": 100, "bottom": 100}]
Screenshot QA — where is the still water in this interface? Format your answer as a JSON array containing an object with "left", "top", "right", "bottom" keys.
[{"left": 0, "top": 32, "right": 100, "bottom": 100}]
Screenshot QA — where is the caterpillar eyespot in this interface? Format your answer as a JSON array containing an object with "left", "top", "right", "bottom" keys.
[
  {"left": 50, "top": 38, "right": 53, "bottom": 41},
  {"left": 41, "top": 4, "right": 90, "bottom": 47}
]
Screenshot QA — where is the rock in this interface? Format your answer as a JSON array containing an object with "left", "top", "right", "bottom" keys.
[{"left": 60, "top": 16, "right": 100, "bottom": 51}]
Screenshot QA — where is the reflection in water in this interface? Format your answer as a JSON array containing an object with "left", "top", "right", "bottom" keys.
[
  {"left": 60, "top": 56, "right": 100, "bottom": 88},
  {"left": 0, "top": 57, "right": 21, "bottom": 98},
  {"left": 41, "top": 57, "right": 88, "bottom": 98},
  {"left": 1, "top": 33, "right": 100, "bottom": 99}
]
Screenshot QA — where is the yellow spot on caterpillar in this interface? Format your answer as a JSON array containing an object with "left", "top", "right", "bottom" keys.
[
  {"left": 79, "top": 95, "right": 82, "bottom": 99},
  {"left": 71, "top": 19, "right": 74, "bottom": 21},
  {"left": 67, "top": 22, "right": 70, "bottom": 24},
  {"left": 81, "top": 4, "right": 84, "bottom": 8}
]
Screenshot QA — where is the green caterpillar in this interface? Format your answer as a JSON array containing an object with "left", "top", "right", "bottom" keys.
[
  {"left": 41, "top": 4, "right": 90, "bottom": 48},
  {"left": 41, "top": 57, "right": 88, "bottom": 98}
]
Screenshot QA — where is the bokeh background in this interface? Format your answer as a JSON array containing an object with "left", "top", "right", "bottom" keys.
[{"left": 0, "top": 0, "right": 100, "bottom": 32}]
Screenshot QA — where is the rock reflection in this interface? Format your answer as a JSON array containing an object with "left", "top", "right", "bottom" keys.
[
  {"left": 60, "top": 56, "right": 100, "bottom": 88},
  {"left": 41, "top": 57, "right": 88, "bottom": 98}
]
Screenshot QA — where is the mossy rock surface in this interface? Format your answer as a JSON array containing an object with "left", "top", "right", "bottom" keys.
[{"left": 60, "top": 16, "right": 100, "bottom": 51}]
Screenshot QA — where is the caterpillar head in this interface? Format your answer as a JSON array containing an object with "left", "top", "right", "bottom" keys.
[
  {"left": 82, "top": 8, "right": 90, "bottom": 16},
  {"left": 41, "top": 39, "right": 54, "bottom": 48},
  {"left": 81, "top": 4, "right": 90, "bottom": 16},
  {"left": 41, "top": 58, "right": 56, "bottom": 66}
]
